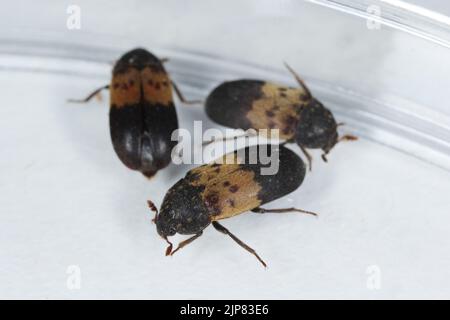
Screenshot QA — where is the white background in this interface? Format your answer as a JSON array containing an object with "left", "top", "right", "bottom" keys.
[{"left": 0, "top": 0, "right": 450, "bottom": 299}]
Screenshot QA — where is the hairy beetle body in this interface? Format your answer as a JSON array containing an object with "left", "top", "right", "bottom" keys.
[
  {"left": 109, "top": 48, "right": 178, "bottom": 178},
  {"left": 205, "top": 80, "right": 309, "bottom": 140},
  {"left": 204, "top": 64, "right": 357, "bottom": 168},
  {"left": 150, "top": 144, "right": 313, "bottom": 267}
]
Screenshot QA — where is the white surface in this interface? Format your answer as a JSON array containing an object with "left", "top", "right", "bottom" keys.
[
  {"left": 1, "top": 0, "right": 450, "bottom": 299},
  {"left": 409, "top": 0, "right": 450, "bottom": 16},
  {"left": 1, "top": 70, "right": 450, "bottom": 299}
]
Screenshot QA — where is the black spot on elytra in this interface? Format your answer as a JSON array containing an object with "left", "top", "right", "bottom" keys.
[
  {"left": 272, "top": 105, "right": 280, "bottom": 111},
  {"left": 113, "top": 83, "right": 119, "bottom": 89},
  {"left": 293, "top": 104, "right": 304, "bottom": 112},
  {"left": 205, "top": 80, "right": 264, "bottom": 129},
  {"left": 227, "top": 199, "right": 235, "bottom": 207},
  {"left": 285, "top": 115, "right": 297, "bottom": 125},
  {"left": 121, "top": 83, "right": 128, "bottom": 90},
  {"left": 204, "top": 192, "right": 221, "bottom": 215},
  {"left": 147, "top": 79, "right": 154, "bottom": 86},
  {"left": 300, "top": 93, "right": 309, "bottom": 101},
  {"left": 282, "top": 127, "right": 292, "bottom": 135},
  {"left": 229, "top": 185, "right": 239, "bottom": 193},
  {"left": 265, "top": 110, "right": 275, "bottom": 118},
  {"left": 282, "top": 115, "right": 298, "bottom": 135},
  {"left": 129, "top": 80, "right": 134, "bottom": 86},
  {"left": 280, "top": 92, "right": 287, "bottom": 98},
  {"left": 205, "top": 192, "right": 219, "bottom": 205},
  {"left": 163, "top": 81, "right": 169, "bottom": 87},
  {"left": 223, "top": 181, "right": 230, "bottom": 187},
  {"left": 155, "top": 83, "right": 161, "bottom": 90}
]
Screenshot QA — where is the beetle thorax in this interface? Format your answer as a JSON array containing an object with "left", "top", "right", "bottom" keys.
[{"left": 295, "top": 98, "right": 338, "bottom": 151}]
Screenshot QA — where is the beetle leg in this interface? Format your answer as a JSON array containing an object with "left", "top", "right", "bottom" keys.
[
  {"left": 212, "top": 221, "right": 267, "bottom": 268},
  {"left": 171, "top": 81, "right": 203, "bottom": 105},
  {"left": 283, "top": 62, "right": 312, "bottom": 100},
  {"left": 252, "top": 207, "right": 318, "bottom": 217},
  {"left": 299, "top": 144, "right": 312, "bottom": 171},
  {"left": 67, "top": 85, "right": 110, "bottom": 103},
  {"left": 164, "top": 237, "right": 173, "bottom": 256},
  {"left": 147, "top": 200, "right": 159, "bottom": 223},
  {"left": 170, "top": 231, "right": 203, "bottom": 256}
]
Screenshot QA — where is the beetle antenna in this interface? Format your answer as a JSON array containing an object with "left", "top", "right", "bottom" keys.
[
  {"left": 283, "top": 62, "right": 312, "bottom": 100},
  {"left": 321, "top": 130, "right": 358, "bottom": 162},
  {"left": 338, "top": 134, "right": 358, "bottom": 142},
  {"left": 335, "top": 122, "right": 358, "bottom": 142},
  {"left": 67, "top": 85, "right": 110, "bottom": 104},
  {"left": 164, "top": 237, "right": 173, "bottom": 256},
  {"left": 147, "top": 200, "right": 159, "bottom": 223}
]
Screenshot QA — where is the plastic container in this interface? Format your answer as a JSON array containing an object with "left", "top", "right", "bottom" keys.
[{"left": 0, "top": 0, "right": 449, "bottom": 299}]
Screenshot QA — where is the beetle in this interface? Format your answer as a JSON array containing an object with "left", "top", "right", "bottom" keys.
[
  {"left": 204, "top": 63, "right": 357, "bottom": 170},
  {"left": 69, "top": 48, "right": 199, "bottom": 178},
  {"left": 147, "top": 144, "right": 317, "bottom": 267}
]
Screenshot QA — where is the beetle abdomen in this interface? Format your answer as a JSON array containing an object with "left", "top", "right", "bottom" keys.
[
  {"left": 156, "top": 144, "right": 306, "bottom": 238},
  {"left": 237, "top": 144, "right": 306, "bottom": 204},
  {"left": 206, "top": 80, "right": 306, "bottom": 140},
  {"left": 205, "top": 80, "right": 264, "bottom": 129},
  {"left": 184, "top": 144, "right": 306, "bottom": 220},
  {"left": 109, "top": 102, "right": 178, "bottom": 178}
]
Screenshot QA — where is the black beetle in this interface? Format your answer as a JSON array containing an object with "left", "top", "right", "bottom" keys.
[
  {"left": 69, "top": 48, "right": 199, "bottom": 178},
  {"left": 148, "top": 144, "right": 317, "bottom": 267},
  {"left": 204, "top": 63, "right": 357, "bottom": 170}
]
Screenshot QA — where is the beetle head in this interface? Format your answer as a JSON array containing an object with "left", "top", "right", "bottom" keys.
[
  {"left": 148, "top": 199, "right": 175, "bottom": 255},
  {"left": 155, "top": 207, "right": 178, "bottom": 239},
  {"left": 115, "top": 48, "right": 162, "bottom": 72},
  {"left": 295, "top": 99, "right": 358, "bottom": 161},
  {"left": 149, "top": 181, "right": 214, "bottom": 255},
  {"left": 295, "top": 98, "right": 338, "bottom": 155}
]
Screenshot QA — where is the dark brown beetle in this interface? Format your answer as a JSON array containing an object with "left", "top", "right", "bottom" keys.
[
  {"left": 69, "top": 48, "right": 198, "bottom": 177},
  {"left": 148, "top": 144, "right": 317, "bottom": 267},
  {"left": 204, "top": 63, "right": 357, "bottom": 170}
]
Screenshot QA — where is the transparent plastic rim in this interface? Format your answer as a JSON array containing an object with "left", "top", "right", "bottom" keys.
[
  {"left": 308, "top": 0, "right": 450, "bottom": 48},
  {"left": 1, "top": 1, "right": 449, "bottom": 171}
]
